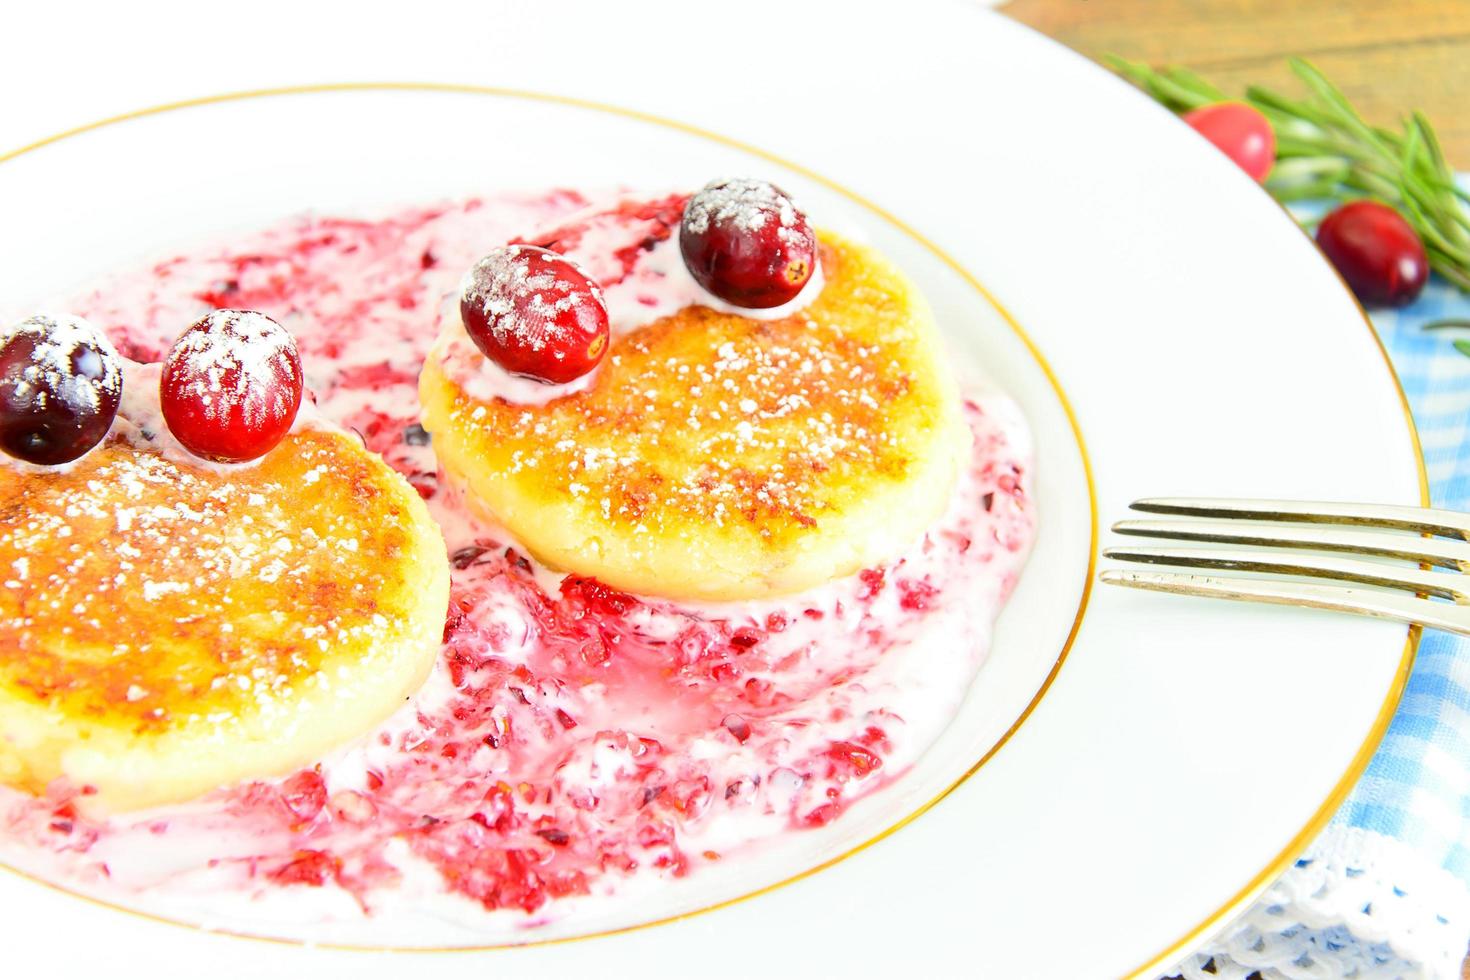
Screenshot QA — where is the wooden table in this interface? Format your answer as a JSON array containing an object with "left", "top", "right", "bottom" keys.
[
  {"left": 1002, "top": 3, "right": 1470, "bottom": 977},
  {"left": 1007, "top": 0, "right": 1470, "bottom": 165}
]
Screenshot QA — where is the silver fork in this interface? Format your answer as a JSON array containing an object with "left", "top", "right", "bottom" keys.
[{"left": 1099, "top": 497, "right": 1470, "bottom": 635}]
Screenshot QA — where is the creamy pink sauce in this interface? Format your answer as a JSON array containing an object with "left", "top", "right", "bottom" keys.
[{"left": 0, "top": 191, "right": 1034, "bottom": 937}]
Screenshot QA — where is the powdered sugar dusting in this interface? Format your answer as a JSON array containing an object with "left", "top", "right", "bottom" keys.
[
  {"left": 432, "top": 214, "right": 921, "bottom": 548},
  {"left": 447, "top": 310, "right": 907, "bottom": 536},
  {"left": 0, "top": 191, "right": 1035, "bottom": 942},
  {"left": 429, "top": 299, "right": 599, "bottom": 407},
  {"left": 1, "top": 313, "right": 121, "bottom": 417},
  {"left": 109, "top": 359, "right": 324, "bottom": 475},
  {"left": 432, "top": 192, "right": 824, "bottom": 408},
  {"left": 683, "top": 178, "right": 802, "bottom": 243},
  {"left": 460, "top": 246, "right": 606, "bottom": 356},
  {"left": 162, "top": 310, "right": 301, "bottom": 427},
  {"left": 0, "top": 425, "right": 417, "bottom": 735}
]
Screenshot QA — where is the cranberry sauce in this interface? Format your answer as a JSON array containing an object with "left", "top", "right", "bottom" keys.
[{"left": 0, "top": 192, "right": 1035, "bottom": 928}]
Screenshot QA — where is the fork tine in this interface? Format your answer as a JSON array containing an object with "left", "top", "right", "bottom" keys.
[
  {"left": 1103, "top": 545, "right": 1467, "bottom": 602},
  {"left": 1131, "top": 497, "right": 1470, "bottom": 539},
  {"left": 1113, "top": 519, "right": 1470, "bottom": 571},
  {"left": 1099, "top": 569, "right": 1465, "bottom": 635}
]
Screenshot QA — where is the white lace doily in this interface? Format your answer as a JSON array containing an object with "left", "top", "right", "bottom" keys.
[{"left": 1167, "top": 826, "right": 1470, "bottom": 980}]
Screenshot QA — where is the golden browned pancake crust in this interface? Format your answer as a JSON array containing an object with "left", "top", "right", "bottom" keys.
[
  {"left": 0, "top": 428, "right": 449, "bottom": 812},
  {"left": 421, "top": 233, "right": 968, "bottom": 600}
]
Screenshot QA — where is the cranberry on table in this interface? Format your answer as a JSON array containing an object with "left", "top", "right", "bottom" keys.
[
  {"left": 1182, "top": 102, "right": 1276, "bottom": 183},
  {"left": 159, "top": 309, "right": 304, "bottom": 463},
  {"left": 460, "top": 245, "right": 610, "bottom": 385},
  {"left": 679, "top": 178, "right": 817, "bottom": 308},
  {"left": 1315, "top": 200, "right": 1429, "bottom": 308},
  {"left": 0, "top": 313, "right": 122, "bottom": 465}
]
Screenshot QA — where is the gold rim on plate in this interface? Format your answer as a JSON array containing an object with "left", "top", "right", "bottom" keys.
[
  {"left": 0, "top": 83, "right": 1421, "bottom": 975},
  {"left": 1123, "top": 191, "right": 1430, "bottom": 977}
]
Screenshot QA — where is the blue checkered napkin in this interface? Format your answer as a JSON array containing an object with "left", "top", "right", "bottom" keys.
[
  {"left": 1347, "top": 288, "right": 1470, "bottom": 879},
  {"left": 1179, "top": 279, "right": 1470, "bottom": 980}
]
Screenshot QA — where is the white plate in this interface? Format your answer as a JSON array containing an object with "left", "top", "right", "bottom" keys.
[{"left": 0, "top": 3, "right": 1422, "bottom": 977}]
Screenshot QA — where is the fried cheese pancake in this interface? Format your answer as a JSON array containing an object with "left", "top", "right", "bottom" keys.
[
  {"left": 420, "top": 232, "right": 969, "bottom": 600},
  {"left": 0, "top": 427, "right": 448, "bottom": 812}
]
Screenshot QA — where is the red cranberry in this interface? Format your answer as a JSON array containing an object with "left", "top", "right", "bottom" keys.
[
  {"left": 1182, "top": 103, "right": 1275, "bottom": 183},
  {"left": 680, "top": 178, "right": 817, "bottom": 308},
  {"left": 0, "top": 314, "right": 122, "bottom": 465},
  {"left": 460, "top": 245, "right": 610, "bottom": 385},
  {"left": 159, "top": 310, "right": 304, "bottom": 463},
  {"left": 1316, "top": 201, "right": 1428, "bottom": 308}
]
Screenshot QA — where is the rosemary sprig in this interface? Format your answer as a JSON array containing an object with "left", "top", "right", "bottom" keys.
[
  {"left": 1422, "top": 319, "right": 1470, "bottom": 358},
  {"left": 1107, "top": 56, "right": 1470, "bottom": 293}
]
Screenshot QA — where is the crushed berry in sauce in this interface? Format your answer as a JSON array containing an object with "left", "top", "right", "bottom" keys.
[{"left": 0, "top": 191, "right": 1034, "bottom": 935}]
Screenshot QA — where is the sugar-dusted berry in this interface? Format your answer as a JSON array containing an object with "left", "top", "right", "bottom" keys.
[
  {"left": 460, "top": 245, "right": 610, "bottom": 385},
  {"left": 680, "top": 178, "right": 817, "bottom": 308},
  {"left": 0, "top": 313, "right": 122, "bottom": 465},
  {"left": 159, "top": 310, "right": 303, "bottom": 463}
]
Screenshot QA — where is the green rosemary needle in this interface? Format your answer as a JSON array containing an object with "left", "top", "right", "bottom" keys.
[{"left": 1107, "top": 55, "right": 1470, "bottom": 293}]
